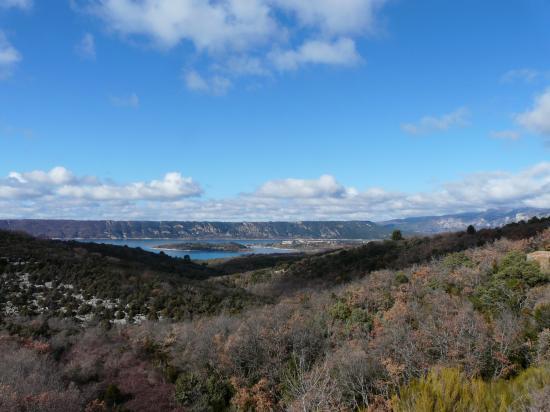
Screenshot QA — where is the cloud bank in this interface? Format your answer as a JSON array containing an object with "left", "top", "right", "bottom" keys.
[
  {"left": 0, "top": 167, "right": 202, "bottom": 202},
  {"left": 1, "top": 163, "right": 549, "bottom": 221}
]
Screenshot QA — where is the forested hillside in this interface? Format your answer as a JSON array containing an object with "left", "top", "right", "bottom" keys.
[
  {"left": 0, "top": 218, "right": 549, "bottom": 411},
  {"left": 0, "top": 230, "right": 255, "bottom": 323}
]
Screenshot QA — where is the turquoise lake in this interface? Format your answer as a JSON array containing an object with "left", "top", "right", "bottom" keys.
[{"left": 76, "top": 239, "right": 294, "bottom": 261}]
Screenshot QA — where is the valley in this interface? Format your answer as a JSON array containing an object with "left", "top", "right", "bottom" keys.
[{"left": 1, "top": 217, "right": 549, "bottom": 411}]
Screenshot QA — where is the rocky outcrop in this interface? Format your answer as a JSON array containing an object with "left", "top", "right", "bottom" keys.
[{"left": 0, "top": 220, "right": 391, "bottom": 240}]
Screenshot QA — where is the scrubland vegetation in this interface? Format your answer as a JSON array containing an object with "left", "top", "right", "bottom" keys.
[{"left": 0, "top": 217, "right": 549, "bottom": 411}]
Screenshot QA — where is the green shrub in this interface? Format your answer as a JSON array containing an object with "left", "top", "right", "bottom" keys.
[
  {"left": 164, "top": 364, "right": 179, "bottom": 384},
  {"left": 495, "top": 251, "right": 546, "bottom": 286},
  {"left": 250, "top": 269, "right": 272, "bottom": 284},
  {"left": 395, "top": 272, "right": 409, "bottom": 284},
  {"left": 392, "top": 230, "right": 404, "bottom": 241},
  {"left": 175, "top": 370, "right": 234, "bottom": 411},
  {"left": 392, "top": 365, "right": 550, "bottom": 412},
  {"left": 329, "top": 301, "right": 352, "bottom": 321},
  {"left": 472, "top": 280, "right": 524, "bottom": 314},
  {"left": 103, "top": 384, "right": 124, "bottom": 407},
  {"left": 442, "top": 252, "right": 474, "bottom": 271},
  {"left": 535, "top": 303, "right": 550, "bottom": 331},
  {"left": 472, "top": 252, "right": 548, "bottom": 315},
  {"left": 329, "top": 299, "right": 372, "bottom": 334},
  {"left": 175, "top": 372, "right": 202, "bottom": 406}
]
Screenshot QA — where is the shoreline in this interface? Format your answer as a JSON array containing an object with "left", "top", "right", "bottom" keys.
[{"left": 60, "top": 237, "right": 379, "bottom": 242}]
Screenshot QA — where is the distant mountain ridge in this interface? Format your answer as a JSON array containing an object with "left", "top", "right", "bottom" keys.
[
  {"left": 0, "top": 220, "right": 390, "bottom": 240},
  {"left": 1, "top": 208, "right": 548, "bottom": 239},
  {"left": 381, "top": 208, "right": 550, "bottom": 234}
]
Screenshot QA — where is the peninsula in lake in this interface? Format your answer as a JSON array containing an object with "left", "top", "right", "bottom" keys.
[{"left": 154, "top": 241, "right": 251, "bottom": 252}]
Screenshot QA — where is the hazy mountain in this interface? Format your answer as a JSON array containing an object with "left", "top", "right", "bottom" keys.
[
  {"left": 381, "top": 208, "right": 550, "bottom": 234},
  {"left": 1, "top": 208, "right": 548, "bottom": 240}
]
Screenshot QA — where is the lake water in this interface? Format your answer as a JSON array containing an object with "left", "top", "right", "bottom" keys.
[{"left": 76, "top": 239, "right": 294, "bottom": 261}]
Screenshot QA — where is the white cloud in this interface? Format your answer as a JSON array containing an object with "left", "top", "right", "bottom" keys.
[
  {"left": 273, "top": 0, "right": 387, "bottom": 35},
  {"left": 270, "top": 37, "right": 360, "bottom": 71},
  {"left": 490, "top": 130, "right": 521, "bottom": 140},
  {"left": 516, "top": 88, "right": 550, "bottom": 137},
  {"left": 401, "top": 107, "right": 470, "bottom": 135},
  {"left": 274, "top": 0, "right": 387, "bottom": 35},
  {"left": 0, "top": 31, "right": 21, "bottom": 79},
  {"left": 440, "top": 164, "right": 550, "bottom": 207},
  {"left": 255, "top": 175, "right": 356, "bottom": 199},
  {"left": 85, "top": 0, "right": 386, "bottom": 50},
  {"left": 501, "top": 68, "right": 539, "bottom": 84},
  {"left": 86, "top": 0, "right": 277, "bottom": 51},
  {"left": 1, "top": 164, "right": 549, "bottom": 221},
  {"left": 184, "top": 70, "right": 232, "bottom": 95},
  {"left": 0, "top": 167, "right": 202, "bottom": 202},
  {"left": 57, "top": 172, "right": 202, "bottom": 200},
  {"left": 8, "top": 166, "right": 75, "bottom": 185},
  {"left": 79, "top": 0, "right": 388, "bottom": 92},
  {"left": 0, "top": 0, "right": 31, "bottom": 10},
  {"left": 110, "top": 92, "right": 139, "bottom": 108},
  {"left": 218, "top": 56, "right": 270, "bottom": 77},
  {"left": 76, "top": 33, "right": 96, "bottom": 60}
]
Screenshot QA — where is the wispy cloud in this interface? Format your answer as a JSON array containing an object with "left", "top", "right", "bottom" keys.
[
  {"left": 270, "top": 37, "right": 361, "bottom": 71},
  {"left": 401, "top": 107, "right": 470, "bottom": 136},
  {"left": 109, "top": 93, "right": 139, "bottom": 108},
  {"left": 183, "top": 71, "right": 232, "bottom": 96},
  {"left": 516, "top": 88, "right": 550, "bottom": 139},
  {"left": 0, "top": 120, "right": 33, "bottom": 139},
  {"left": 490, "top": 130, "right": 521, "bottom": 140},
  {"left": 75, "top": 33, "right": 96, "bottom": 60},
  {"left": 501, "top": 68, "right": 540, "bottom": 84},
  {"left": 0, "top": 31, "right": 21, "bottom": 79},
  {"left": 0, "top": 0, "right": 32, "bottom": 10}
]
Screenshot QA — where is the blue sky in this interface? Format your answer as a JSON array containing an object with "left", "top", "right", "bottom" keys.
[{"left": 0, "top": 0, "right": 549, "bottom": 221}]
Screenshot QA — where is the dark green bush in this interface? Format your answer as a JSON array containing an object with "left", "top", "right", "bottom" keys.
[
  {"left": 442, "top": 252, "right": 474, "bottom": 271},
  {"left": 534, "top": 303, "right": 550, "bottom": 330},
  {"left": 495, "top": 251, "right": 546, "bottom": 286},
  {"left": 329, "top": 301, "right": 352, "bottom": 321},
  {"left": 175, "top": 370, "right": 234, "bottom": 411},
  {"left": 473, "top": 252, "right": 548, "bottom": 315},
  {"left": 392, "top": 230, "right": 404, "bottom": 241},
  {"left": 395, "top": 272, "right": 409, "bottom": 284},
  {"left": 103, "top": 384, "right": 124, "bottom": 407}
]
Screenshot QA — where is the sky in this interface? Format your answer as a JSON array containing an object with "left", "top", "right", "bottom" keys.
[{"left": 0, "top": 0, "right": 549, "bottom": 221}]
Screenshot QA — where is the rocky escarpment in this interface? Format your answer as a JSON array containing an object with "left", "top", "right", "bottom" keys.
[{"left": 0, "top": 220, "right": 392, "bottom": 240}]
